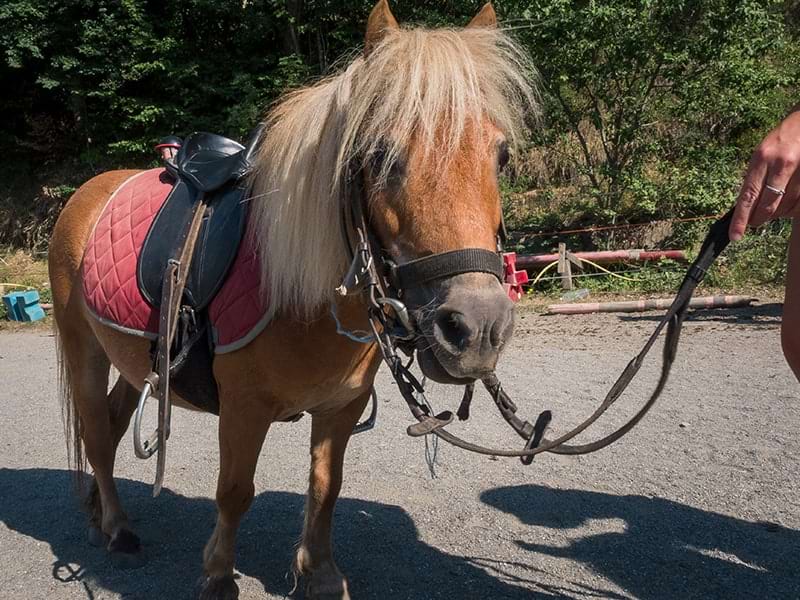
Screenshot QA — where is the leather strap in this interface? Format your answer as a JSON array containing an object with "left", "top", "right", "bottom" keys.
[
  {"left": 152, "top": 196, "right": 208, "bottom": 496},
  {"left": 388, "top": 248, "right": 504, "bottom": 289},
  {"left": 397, "top": 210, "right": 735, "bottom": 460}
]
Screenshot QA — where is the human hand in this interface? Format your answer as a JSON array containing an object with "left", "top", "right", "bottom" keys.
[{"left": 730, "top": 109, "right": 800, "bottom": 241}]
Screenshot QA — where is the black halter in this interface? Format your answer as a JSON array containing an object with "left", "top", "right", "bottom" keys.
[
  {"left": 338, "top": 164, "right": 735, "bottom": 463},
  {"left": 387, "top": 248, "right": 504, "bottom": 290}
]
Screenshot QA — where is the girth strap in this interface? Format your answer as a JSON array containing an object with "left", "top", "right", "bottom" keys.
[{"left": 388, "top": 248, "right": 504, "bottom": 289}]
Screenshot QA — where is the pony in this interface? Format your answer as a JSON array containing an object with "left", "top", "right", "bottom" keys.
[{"left": 47, "top": 2, "right": 538, "bottom": 598}]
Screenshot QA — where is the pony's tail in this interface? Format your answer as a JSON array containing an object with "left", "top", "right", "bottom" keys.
[{"left": 55, "top": 326, "right": 86, "bottom": 491}]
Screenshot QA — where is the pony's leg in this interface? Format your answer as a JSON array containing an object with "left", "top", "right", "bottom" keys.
[
  {"left": 295, "top": 392, "right": 371, "bottom": 600},
  {"left": 58, "top": 326, "right": 145, "bottom": 567},
  {"left": 86, "top": 376, "right": 139, "bottom": 545},
  {"left": 199, "top": 395, "right": 272, "bottom": 600}
]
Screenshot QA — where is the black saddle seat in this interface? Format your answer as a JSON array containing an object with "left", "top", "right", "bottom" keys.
[
  {"left": 138, "top": 125, "right": 265, "bottom": 312},
  {"left": 174, "top": 132, "right": 247, "bottom": 192}
]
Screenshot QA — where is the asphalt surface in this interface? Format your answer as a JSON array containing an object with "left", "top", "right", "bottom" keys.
[{"left": 1, "top": 303, "right": 798, "bottom": 600}]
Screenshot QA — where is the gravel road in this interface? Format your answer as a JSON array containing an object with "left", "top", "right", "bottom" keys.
[{"left": 1, "top": 303, "right": 798, "bottom": 600}]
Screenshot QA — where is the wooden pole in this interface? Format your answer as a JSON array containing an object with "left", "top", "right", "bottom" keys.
[
  {"left": 545, "top": 295, "right": 756, "bottom": 315},
  {"left": 558, "top": 243, "right": 573, "bottom": 290}
]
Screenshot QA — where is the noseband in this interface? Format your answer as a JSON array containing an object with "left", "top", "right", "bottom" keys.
[{"left": 338, "top": 163, "right": 734, "bottom": 463}]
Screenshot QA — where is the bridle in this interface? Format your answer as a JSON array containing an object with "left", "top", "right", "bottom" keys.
[{"left": 337, "top": 162, "right": 735, "bottom": 463}]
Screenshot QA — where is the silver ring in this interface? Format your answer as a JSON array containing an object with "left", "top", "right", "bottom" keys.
[{"left": 765, "top": 184, "right": 786, "bottom": 196}]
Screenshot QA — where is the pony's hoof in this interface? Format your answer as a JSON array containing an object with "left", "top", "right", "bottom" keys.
[
  {"left": 87, "top": 525, "right": 108, "bottom": 548},
  {"left": 108, "top": 529, "right": 146, "bottom": 569},
  {"left": 197, "top": 575, "right": 239, "bottom": 600}
]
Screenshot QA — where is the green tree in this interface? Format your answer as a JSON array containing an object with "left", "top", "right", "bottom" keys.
[{"left": 510, "top": 0, "right": 799, "bottom": 223}]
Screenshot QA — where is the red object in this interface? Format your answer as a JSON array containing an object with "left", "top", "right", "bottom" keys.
[
  {"left": 82, "top": 169, "right": 171, "bottom": 334},
  {"left": 502, "top": 252, "right": 528, "bottom": 302},
  {"left": 82, "top": 168, "right": 269, "bottom": 353},
  {"left": 516, "top": 249, "right": 687, "bottom": 270},
  {"left": 208, "top": 237, "right": 268, "bottom": 352}
]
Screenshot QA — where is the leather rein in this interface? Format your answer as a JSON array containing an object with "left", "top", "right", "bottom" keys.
[{"left": 338, "top": 165, "right": 735, "bottom": 463}]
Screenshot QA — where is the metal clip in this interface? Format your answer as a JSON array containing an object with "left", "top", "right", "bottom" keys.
[
  {"left": 376, "top": 297, "right": 415, "bottom": 338},
  {"left": 166, "top": 258, "right": 182, "bottom": 281}
]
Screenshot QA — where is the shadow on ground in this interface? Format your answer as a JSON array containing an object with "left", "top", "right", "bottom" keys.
[
  {"left": 2, "top": 468, "right": 575, "bottom": 600},
  {"left": 617, "top": 302, "right": 783, "bottom": 326},
  {"left": 482, "top": 484, "right": 800, "bottom": 600}
]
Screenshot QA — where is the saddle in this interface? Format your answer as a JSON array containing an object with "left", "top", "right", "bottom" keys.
[
  {"left": 138, "top": 130, "right": 261, "bottom": 311},
  {"left": 133, "top": 126, "right": 264, "bottom": 495}
]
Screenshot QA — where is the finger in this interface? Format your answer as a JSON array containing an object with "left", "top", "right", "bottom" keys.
[
  {"left": 774, "top": 167, "right": 800, "bottom": 219},
  {"left": 730, "top": 152, "right": 768, "bottom": 241},
  {"left": 776, "top": 175, "right": 800, "bottom": 220},
  {"left": 751, "top": 162, "right": 794, "bottom": 227},
  {"left": 776, "top": 193, "right": 800, "bottom": 219}
]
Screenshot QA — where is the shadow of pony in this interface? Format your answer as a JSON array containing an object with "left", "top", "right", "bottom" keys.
[
  {"left": 481, "top": 484, "right": 800, "bottom": 600},
  {"left": 1, "top": 468, "right": 565, "bottom": 600}
]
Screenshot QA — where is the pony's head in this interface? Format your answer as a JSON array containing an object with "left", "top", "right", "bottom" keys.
[{"left": 250, "top": 1, "right": 539, "bottom": 383}]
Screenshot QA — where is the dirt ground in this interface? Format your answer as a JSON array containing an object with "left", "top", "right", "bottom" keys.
[{"left": 0, "top": 302, "right": 798, "bottom": 600}]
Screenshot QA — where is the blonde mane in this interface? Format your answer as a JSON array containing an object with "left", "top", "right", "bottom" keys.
[{"left": 248, "top": 26, "right": 539, "bottom": 322}]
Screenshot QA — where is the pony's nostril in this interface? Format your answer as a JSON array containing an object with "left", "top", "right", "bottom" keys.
[
  {"left": 490, "top": 308, "right": 514, "bottom": 348},
  {"left": 434, "top": 310, "right": 475, "bottom": 352}
]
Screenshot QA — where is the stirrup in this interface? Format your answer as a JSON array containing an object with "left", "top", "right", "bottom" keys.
[
  {"left": 133, "top": 373, "right": 163, "bottom": 459},
  {"left": 353, "top": 387, "right": 379, "bottom": 434}
]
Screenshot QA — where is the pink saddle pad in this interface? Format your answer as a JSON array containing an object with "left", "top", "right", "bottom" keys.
[{"left": 82, "top": 168, "right": 269, "bottom": 353}]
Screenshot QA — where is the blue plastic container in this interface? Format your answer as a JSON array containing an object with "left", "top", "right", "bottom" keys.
[{"left": 2, "top": 290, "right": 45, "bottom": 322}]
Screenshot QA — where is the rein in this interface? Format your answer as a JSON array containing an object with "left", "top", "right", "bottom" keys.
[{"left": 338, "top": 165, "right": 734, "bottom": 462}]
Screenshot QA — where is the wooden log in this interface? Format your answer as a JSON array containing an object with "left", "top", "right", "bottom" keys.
[{"left": 545, "top": 295, "right": 756, "bottom": 315}]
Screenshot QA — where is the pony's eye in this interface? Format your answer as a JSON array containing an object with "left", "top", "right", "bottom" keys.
[
  {"left": 370, "top": 145, "right": 405, "bottom": 183},
  {"left": 498, "top": 142, "right": 510, "bottom": 172}
]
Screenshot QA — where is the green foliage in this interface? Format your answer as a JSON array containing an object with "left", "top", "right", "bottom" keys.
[
  {"left": 510, "top": 0, "right": 799, "bottom": 225},
  {"left": 707, "top": 220, "right": 791, "bottom": 288},
  {"left": 0, "top": 0, "right": 487, "bottom": 169},
  {"left": 0, "top": 0, "right": 797, "bottom": 295}
]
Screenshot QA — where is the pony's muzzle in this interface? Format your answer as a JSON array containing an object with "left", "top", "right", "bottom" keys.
[{"left": 429, "top": 284, "right": 514, "bottom": 379}]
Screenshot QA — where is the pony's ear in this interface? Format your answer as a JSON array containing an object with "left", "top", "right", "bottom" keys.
[
  {"left": 365, "top": 0, "right": 399, "bottom": 56},
  {"left": 467, "top": 3, "right": 497, "bottom": 28}
]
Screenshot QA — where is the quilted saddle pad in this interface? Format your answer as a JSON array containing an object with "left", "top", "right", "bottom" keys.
[{"left": 81, "top": 168, "right": 270, "bottom": 354}]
